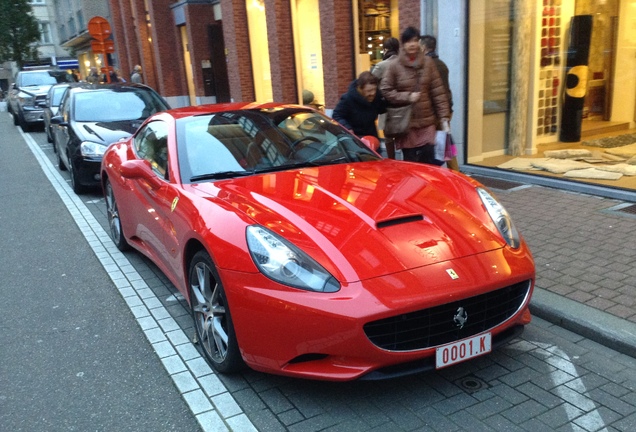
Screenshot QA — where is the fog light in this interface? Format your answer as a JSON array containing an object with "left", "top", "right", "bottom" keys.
[{"left": 94, "top": 173, "right": 101, "bottom": 181}]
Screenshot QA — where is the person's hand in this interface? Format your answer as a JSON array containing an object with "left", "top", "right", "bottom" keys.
[
  {"left": 409, "top": 92, "right": 421, "bottom": 103},
  {"left": 441, "top": 118, "right": 450, "bottom": 133}
]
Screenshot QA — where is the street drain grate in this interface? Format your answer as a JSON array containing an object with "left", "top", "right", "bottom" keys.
[
  {"left": 469, "top": 175, "right": 526, "bottom": 191},
  {"left": 603, "top": 203, "right": 636, "bottom": 219},
  {"left": 455, "top": 375, "right": 489, "bottom": 393},
  {"left": 617, "top": 204, "right": 636, "bottom": 215}
]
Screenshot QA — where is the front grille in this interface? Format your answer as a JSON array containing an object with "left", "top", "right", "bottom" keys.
[
  {"left": 35, "top": 95, "right": 47, "bottom": 108},
  {"left": 364, "top": 280, "right": 531, "bottom": 351}
]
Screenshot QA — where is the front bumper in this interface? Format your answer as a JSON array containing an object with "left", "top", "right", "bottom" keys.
[
  {"left": 75, "top": 158, "right": 103, "bottom": 187},
  {"left": 22, "top": 107, "right": 44, "bottom": 123},
  {"left": 221, "top": 245, "right": 535, "bottom": 381}
]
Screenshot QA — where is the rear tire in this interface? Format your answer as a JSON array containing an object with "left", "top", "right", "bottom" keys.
[
  {"left": 105, "top": 179, "right": 130, "bottom": 251},
  {"left": 56, "top": 140, "right": 66, "bottom": 171},
  {"left": 189, "top": 251, "right": 244, "bottom": 374}
]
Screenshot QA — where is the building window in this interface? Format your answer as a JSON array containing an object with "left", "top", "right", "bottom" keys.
[
  {"left": 39, "top": 22, "right": 52, "bottom": 44},
  {"left": 77, "top": 11, "right": 85, "bottom": 30},
  {"left": 69, "top": 17, "right": 76, "bottom": 36},
  {"left": 29, "top": 0, "right": 46, "bottom": 4},
  {"left": 58, "top": 24, "right": 67, "bottom": 42}
]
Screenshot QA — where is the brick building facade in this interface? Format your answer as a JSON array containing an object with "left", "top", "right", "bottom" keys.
[{"left": 107, "top": 0, "right": 422, "bottom": 110}]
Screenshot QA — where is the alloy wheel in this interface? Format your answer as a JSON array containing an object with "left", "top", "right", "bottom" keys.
[{"left": 191, "top": 261, "right": 229, "bottom": 365}]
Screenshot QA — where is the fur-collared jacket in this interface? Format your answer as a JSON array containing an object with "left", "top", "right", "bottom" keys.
[{"left": 379, "top": 49, "right": 450, "bottom": 129}]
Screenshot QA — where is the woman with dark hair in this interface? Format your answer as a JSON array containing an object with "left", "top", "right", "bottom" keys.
[
  {"left": 380, "top": 27, "right": 450, "bottom": 165},
  {"left": 332, "top": 71, "right": 387, "bottom": 138}
]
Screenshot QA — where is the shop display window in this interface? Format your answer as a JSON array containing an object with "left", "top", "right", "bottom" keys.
[{"left": 358, "top": 1, "right": 392, "bottom": 67}]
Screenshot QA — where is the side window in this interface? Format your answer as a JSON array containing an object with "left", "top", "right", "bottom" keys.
[
  {"left": 58, "top": 91, "right": 70, "bottom": 120},
  {"left": 134, "top": 121, "right": 169, "bottom": 179}
]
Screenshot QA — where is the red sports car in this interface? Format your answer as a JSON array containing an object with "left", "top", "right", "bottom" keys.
[{"left": 101, "top": 103, "right": 535, "bottom": 381}]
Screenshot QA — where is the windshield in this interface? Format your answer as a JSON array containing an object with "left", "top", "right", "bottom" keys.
[
  {"left": 51, "top": 86, "right": 69, "bottom": 106},
  {"left": 73, "top": 88, "right": 168, "bottom": 122},
  {"left": 21, "top": 71, "right": 73, "bottom": 87},
  {"left": 177, "top": 108, "right": 381, "bottom": 182}
]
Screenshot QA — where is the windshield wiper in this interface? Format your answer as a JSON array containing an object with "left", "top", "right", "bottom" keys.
[{"left": 190, "top": 170, "right": 254, "bottom": 182}]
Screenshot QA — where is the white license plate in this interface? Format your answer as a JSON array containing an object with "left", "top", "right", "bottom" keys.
[{"left": 435, "top": 332, "right": 492, "bottom": 369}]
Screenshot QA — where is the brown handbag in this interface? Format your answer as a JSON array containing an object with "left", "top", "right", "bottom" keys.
[
  {"left": 383, "top": 69, "right": 422, "bottom": 138},
  {"left": 384, "top": 104, "right": 412, "bottom": 138}
]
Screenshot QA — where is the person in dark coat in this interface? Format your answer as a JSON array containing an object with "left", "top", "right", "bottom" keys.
[
  {"left": 332, "top": 71, "right": 387, "bottom": 138},
  {"left": 421, "top": 34, "right": 458, "bottom": 171}
]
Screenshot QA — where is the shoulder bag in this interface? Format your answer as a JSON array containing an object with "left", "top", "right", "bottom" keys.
[{"left": 384, "top": 69, "right": 422, "bottom": 138}]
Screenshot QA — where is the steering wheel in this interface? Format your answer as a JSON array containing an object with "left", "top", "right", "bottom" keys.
[{"left": 290, "top": 135, "right": 322, "bottom": 149}]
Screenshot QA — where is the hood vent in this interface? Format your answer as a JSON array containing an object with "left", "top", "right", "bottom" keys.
[{"left": 377, "top": 214, "right": 424, "bottom": 229}]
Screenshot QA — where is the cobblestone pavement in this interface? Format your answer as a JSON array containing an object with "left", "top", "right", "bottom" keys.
[{"left": 13, "top": 118, "right": 636, "bottom": 431}]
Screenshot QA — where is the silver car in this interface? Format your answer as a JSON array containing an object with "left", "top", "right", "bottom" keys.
[{"left": 8, "top": 70, "right": 74, "bottom": 131}]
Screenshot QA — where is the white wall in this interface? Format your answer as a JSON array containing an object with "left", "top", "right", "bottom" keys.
[{"left": 436, "top": 0, "right": 467, "bottom": 162}]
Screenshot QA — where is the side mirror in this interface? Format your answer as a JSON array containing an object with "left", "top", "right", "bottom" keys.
[
  {"left": 120, "top": 159, "right": 163, "bottom": 189},
  {"left": 50, "top": 115, "right": 68, "bottom": 126},
  {"left": 360, "top": 136, "right": 380, "bottom": 152}
]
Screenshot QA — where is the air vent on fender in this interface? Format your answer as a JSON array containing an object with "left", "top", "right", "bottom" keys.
[{"left": 376, "top": 214, "right": 424, "bottom": 229}]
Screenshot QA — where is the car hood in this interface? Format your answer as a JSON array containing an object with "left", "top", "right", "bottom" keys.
[
  {"left": 19, "top": 85, "right": 52, "bottom": 97},
  {"left": 195, "top": 160, "right": 507, "bottom": 281},
  {"left": 74, "top": 120, "right": 142, "bottom": 146}
]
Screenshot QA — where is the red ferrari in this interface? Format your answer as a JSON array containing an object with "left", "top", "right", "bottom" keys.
[{"left": 101, "top": 103, "right": 535, "bottom": 381}]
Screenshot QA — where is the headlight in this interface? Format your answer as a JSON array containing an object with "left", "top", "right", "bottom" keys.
[
  {"left": 477, "top": 188, "right": 521, "bottom": 249},
  {"left": 246, "top": 225, "right": 340, "bottom": 293},
  {"left": 18, "top": 95, "right": 35, "bottom": 107},
  {"left": 80, "top": 141, "right": 107, "bottom": 157}
]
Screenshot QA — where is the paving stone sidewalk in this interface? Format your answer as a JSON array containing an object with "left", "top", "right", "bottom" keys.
[{"left": 471, "top": 176, "right": 636, "bottom": 357}]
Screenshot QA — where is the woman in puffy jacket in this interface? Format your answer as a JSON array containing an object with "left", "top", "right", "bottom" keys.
[{"left": 380, "top": 27, "right": 450, "bottom": 165}]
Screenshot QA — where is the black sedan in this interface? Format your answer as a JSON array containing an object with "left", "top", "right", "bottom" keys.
[
  {"left": 44, "top": 83, "right": 71, "bottom": 145},
  {"left": 51, "top": 83, "right": 170, "bottom": 193}
]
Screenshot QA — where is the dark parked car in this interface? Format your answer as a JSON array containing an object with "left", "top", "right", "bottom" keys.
[
  {"left": 7, "top": 69, "right": 74, "bottom": 131},
  {"left": 44, "top": 83, "right": 71, "bottom": 145},
  {"left": 51, "top": 83, "right": 170, "bottom": 193}
]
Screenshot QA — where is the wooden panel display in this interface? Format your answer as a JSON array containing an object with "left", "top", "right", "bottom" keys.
[{"left": 359, "top": 1, "right": 391, "bottom": 66}]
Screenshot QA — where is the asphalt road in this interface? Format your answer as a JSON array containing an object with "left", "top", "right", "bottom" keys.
[{"left": 2, "top": 113, "right": 636, "bottom": 432}]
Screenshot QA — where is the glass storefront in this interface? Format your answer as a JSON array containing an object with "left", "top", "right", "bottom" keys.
[{"left": 467, "top": 0, "right": 636, "bottom": 191}]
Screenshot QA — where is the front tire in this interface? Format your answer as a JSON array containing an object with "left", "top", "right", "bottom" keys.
[
  {"left": 10, "top": 106, "right": 19, "bottom": 126},
  {"left": 189, "top": 251, "right": 244, "bottom": 374},
  {"left": 68, "top": 153, "right": 85, "bottom": 194},
  {"left": 105, "top": 179, "right": 130, "bottom": 251}
]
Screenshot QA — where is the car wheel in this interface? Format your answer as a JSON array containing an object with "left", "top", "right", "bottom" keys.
[
  {"left": 56, "top": 140, "right": 66, "bottom": 170},
  {"left": 18, "top": 112, "right": 30, "bottom": 131},
  {"left": 10, "top": 107, "right": 19, "bottom": 126},
  {"left": 67, "top": 153, "right": 85, "bottom": 194},
  {"left": 189, "top": 251, "right": 244, "bottom": 374},
  {"left": 105, "top": 179, "right": 130, "bottom": 251},
  {"left": 46, "top": 125, "right": 52, "bottom": 143}
]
